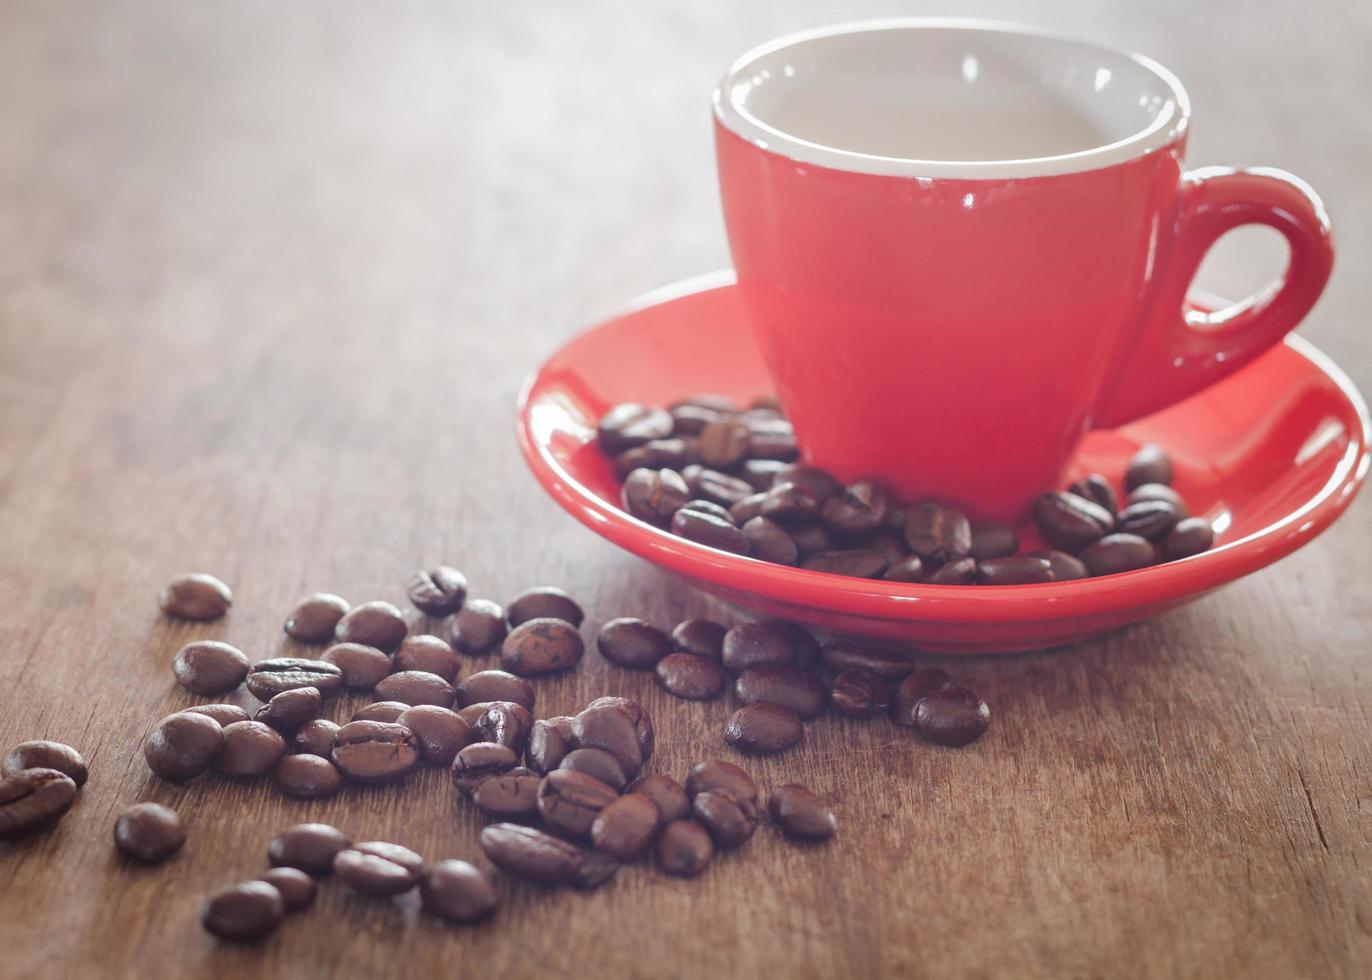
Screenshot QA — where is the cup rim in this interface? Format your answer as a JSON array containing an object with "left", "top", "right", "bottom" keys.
[{"left": 712, "top": 17, "right": 1191, "bottom": 180}]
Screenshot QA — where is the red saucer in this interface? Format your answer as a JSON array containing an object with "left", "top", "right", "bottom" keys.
[{"left": 516, "top": 272, "right": 1369, "bottom": 653}]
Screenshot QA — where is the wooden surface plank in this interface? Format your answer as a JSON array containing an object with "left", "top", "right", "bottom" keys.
[{"left": 0, "top": 1, "right": 1368, "bottom": 977}]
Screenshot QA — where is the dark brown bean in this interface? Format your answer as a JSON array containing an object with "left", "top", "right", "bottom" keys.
[
  {"left": 373, "top": 670, "right": 454, "bottom": 707},
  {"left": 1127, "top": 482, "right": 1190, "bottom": 518},
  {"left": 527, "top": 717, "right": 575, "bottom": 775},
  {"left": 392, "top": 634, "right": 462, "bottom": 682},
  {"left": 627, "top": 774, "right": 690, "bottom": 823},
  {"left": 1116, "top": 499, "right": 1180, "bottom": 540},
  {"left": 173, "top": 641, "right": 250, "bottom": 696},
  {"left": 742, "top": 516, "right": 799, "bottom": 565},
  {"left": 571, "top": 703, "right": 643, "bottom": 775},
  {"left": 865, "top": 533, "right": 906, "bottom": 564},
  {"left": 739, "top": 459, "right": 788, "bottom": 491},
  {"left": 1068, "top": 473, "right": 1119, "bottom": 516},
  {"left": 450, "top": 742, "right": 519, "bottom": 797},
  {"left": 351, "top": 701, "right": 409, "bottom": 724},
  {"left": 968, "top": 521, "right": 1019, "bottom": 560},
  {"left": 768, "top": 785, "right": 836, "bottom": 839},
  {"left": 245, "top": 658, "right": 344, "bottom": 702},
  {"left": 685, "top": 760, "right": 757, "bottom": 804},
  {"left": 890, "top": 668, "right": 952, "bottom": 726},
  {"left": 257, "top": 868, "right": 316, "bottom": 913},
  {"left": 273, "top": 754, "right": 342, "bottom": 798},
  {"left": 688, "top": 466, "right": 756, "bottom": 507},
  {"left": 501, "top": 618, "right": 584, "bottom": 676},
  {"left": 321, "top": 643, "right": 392, "bottom": 690},
  {"left": 480, "top": 822, "right": 587, "bottom": 885},
  {"left": 789, "top": 522, "right": 835, "bottom": 557},
  {"left": 397, "top": 706, "right": 471, "bottom": 766},
  {"left": 254, "top": 687, "right": 321, "bottom": 734},
  {"left": 293, "top": 719, "right": 340, "bottom": 758},
  {"left": 656, "top": 820, "right": 713, "bottom": 876},
  {"left": 283, "top": 593, "right": 350, "bottom": 643},
  {"left": 1080, "top": 533, "right": 1156, "bottom": 576},
  {"left": 729, "top": 492, "right": 767, "bottom": 524},
  {"left": 802, "top": 549, "right": 889, "bottom": 578},
  {"left": 334, "top": 600, "right": 408, "bottom": 652},
  {"left": 820, "top": 642, "right": 913, "bottom": 680},
  {"left": 215, "top": 721, "right": 287, "bottom": 777},
  {"left": 692, "top": 790, "right": 759, "bottom": 848},
  {"left": 451, "top": 598, "right": 507, "bottom": 655},
  {"left": 614, "top": 437, "right": 696, "bottom": 478},
  {"left": 927, "top": 556, "right": 977, "bottom": 584},
  {"left": 598, "top": 403, "right": 673, "bottom": 452},
  {"left": 159, "top": 573, "right": 232, "bottom": 621},
  {"left": 760, "top": 481, "right": 823, "bottom": 524},
  {"left": 697, "top": 418, "right": 751, "bottom": 468},
  {"left": 584, "top": 697, "right": 655, "bottom": 760},
  {"left": 144, "top": 712, "right": 224, "bottom": 782},
  {"left": 330, "top": 721, "right": 420, "bottom": 783},
  {"left": 591, "top": 793, "right": 661, "bottom": 861},
  {"left": 1165, "top": 517, "right": 1215, "bottom": 560},
  {"left": 597, "top": 618, "right": 671, "bottom": 669},
  {"left": 407, "top": 565, "right": 468, "bottom": 615},
  {"left": 467, "top": 701, "right": 534, "bottom": 755},
  {"left": 1034, "top": 550, "right": 1090, "bottom": 581},
  {"left": 884, "top": 555, "right": 926, "bottom": 582},
  {"left": 976, "top": 555, "right": 1054, "bottom": 585},
  {"left": 672, "top": 506, "right": 748, "bottom": 553},
  {"left": 183, "top": 703, "right": 250, "bottom": 727},
  {"left": 473, "top": 771, "right": 543, "bottom": 817},
  {"left": 830, "top": 667, "right": 893, "bottom": 717},
  {"left": 914, "top": 687, "right": 991, "bottom": 747},
  {"left": 334, "top": 842, "right": 424, "bottom": 897},
  {"left": 903, "top": 503, "right": 972, "bottom": 564},
  {"left": 821, "top": 479, "right": 888, "bottom": 537},
  {"left": 1125, "top": 443, "right": 1173, "bottom": 490},
  {"left": 421, "top": 860, "right": 497, "bottom": 923},
  {"left": 1034, "top": 491, "right": 1114, "bottom": 552},
  {"left": 734, "top": 666, "right": 828, "bottom": 719},
  {"left": 747, "top": 426, "right": 799, "bottom": 462},
  {"left": 559, "top": 748, "right": 628, "bottom": 791},
  {"left": 654, "top": 653, "right": 727, "bottom": 700},
  {"left": 537, "top": 769, "right": 619, "bottom": 839},
  {"left": 670, "top": 619, "right": 726, "bottom": 660},
  {"left": 725, "top": 703, "right": 802, "bottom": 754},
  {"left": 0, "top": 769, "right": 78, "bottom": 838},
  {"left": 622, "top": 467, "right": 690, "bottom": 525},
  {"left": 677, "top": 498, "right": 734, "bottom": 523},
  {"left": 2, "top": 741, "right": 88, "bottom": 787},
  {"left": 771, "top": 464, "right": 841, "bottom": 501},
  {"left": 268, "top": 823, "right": 351, "bottom": 876},
  {"left": 722, "top": 620, "right": 797, "bottom": 672},
  {"left": 202, "top": 881, "right": 283, "bottom": 941}
]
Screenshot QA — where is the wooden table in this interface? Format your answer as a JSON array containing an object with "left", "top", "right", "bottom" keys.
[{"left": 1, "top": 2, "right": 1368, "bottom": 977}]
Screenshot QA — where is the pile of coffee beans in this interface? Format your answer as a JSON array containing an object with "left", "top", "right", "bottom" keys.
[
  {"left": 597, "top": 397, "right": 1214, "bottom": 583},
  {"left": 0, "top": 740, "right": 88, "bottom": 839}
]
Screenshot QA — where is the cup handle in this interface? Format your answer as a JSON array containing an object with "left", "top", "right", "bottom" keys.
[{"left": 1094, "top": 166, "right": 1334, "bottom": 428}]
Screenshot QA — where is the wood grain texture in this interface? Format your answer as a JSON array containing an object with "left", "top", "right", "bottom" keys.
[{"left": 1, "top": 1, "right": 1369, "bottom": 977}]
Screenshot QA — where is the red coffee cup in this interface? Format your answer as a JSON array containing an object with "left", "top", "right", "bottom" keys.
[{"left": 714, "top": 19, "right": 1333, "bottom": 521}]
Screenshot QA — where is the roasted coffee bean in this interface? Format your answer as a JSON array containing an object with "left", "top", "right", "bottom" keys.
[
  {"left": 407, "top": 565, "right": 468, "bottom": 615},
  {"left": 397, "top": 706, "right": 471, "bottom": 766},
  {"left": 693, "top": 790, "right": 759, "bottom": 848},
  {"left": 976, "top": 555, "right": 1054, "bottom": 586},
  {"left": 748, "top": 428, "right": 800, "bottom": 462},
  {"left": 467, "top": 701, "right": 534, "bottom": 754},
  {"left": 184, "top": 703, "right": 251, "bottom": 727},
  {"left": 598, "top": 403, "right": 674, "bottom": 452},
  {"left": 830, "top": 667, "right": 893, "bottom": 717},
  {"left": 216, "top": 721, "right": 287, "bottom": 778},
  {"left": 760, "top": 481, "right": 823, "bottom": 524},
  {"left": 656, "top": 819, "right": 713, "bottom": 876},
  {"left": 1125, "top": 443, "right": 1173, "bottom": 490},
  {"left": 1116, "top": 499, "right": 1180, "bottom": 540},
  {"left": 1165, "top": 517, "right": 1214, "bottom": 560},
  {"left": 273, "top": 754, "right": 342, "bottom": 798},
  {"left": 802, "top": 549, "right": 889, "bottom": 578},
  {"left": 740, "top": 459, "right": 788, "bottom": 491},
  {"left": 927, "top": 556, "right": 977, "bottom": 584},
  {"left": 351, "top": 701, "right": 409, "bottom": 723},
  {"left": 884, "top": 555, "right": 926, "bottom": 582},
  {"left": 615, "top": 437, "right": 697, "bottom": 478},
  {"left": 473, "top": 771, "right": 543, "bottom": 817},
  {"left": 590, "top": 793, "right": 661, "bottom": 861},
  {"left": 452, "top": 598, "right": 507, "bottom": 654},
  {"left": 318, "top": 643, "right": 389, "bottom": 691},
  {"left": 789, "top": 522, "right": 835, "bottom": 557},
  {"left": 331, "top": 721, "right": 420, "bottom": 783},
  {"left": 690, "top": 467, "right": 755, "bottom": 507},
  {"left": 654, "top": 653, "right": 727, "bottom": 700},
  {"left": 254, "top": 687, "right": 321, "bottom": 734},
  {"left": 537, "top": 769, "right": 619, "bottom": 839},
  {"left": 144, "top": 712, "right": 223, "bottom": 782},
  {"left": 173, "top": 641, "right": 251, "bottom": 696},
  {"left": 622, "top": 467, "right": 690, "bottom": 525},
  {"left": 697, "top": 418, "right": 752, "bottom": 468},
  {"left": 627, "top": 774, "right": 689, "bottom": 822},
  {"left": 334, "top": 600, "right": 408, "bottom": 652},
  {"left": 741, "top": 516, "right": 799, "bottom": 565},
  {"left": 903, "top": 503, "right": 972, "bottom": 564},
  {"left": 771, "top": 463, "right": 842, "bottom": 500},
  {"left": 421, "top": 860, "right": 497, "bottom": 923},
  {"left": 559, "top": 748, "right": 629, "bottom": 791},
  {"left": 1080, "top": 533, "right": 1156, "bottom": 576},
  {"left": 374, "top": 670, "right": 455, "bottom": 708},
  {"left": 451, "top": 742, "right": 519, "bottom": 797},
  {"left": 685, "top": 760, "right": 757, "bottom": 804},
  {"left": 2, "top": 741, "right": 88, "bottom": 787},
  {"left": 480, "top": 823, "right": 587, "bottom": 885},
  {"left": 571, "top": 703, "right": 643, "bottom": 774},
  {"left": 734, "top": 666, "right": 828, "bottom": 719},
  {"left": 245, "top": 658, "right": 344, "bottom": 702},
  {"left": 671, "top": 619, "right": 726, "bottom": 660},
  {"left": 584, "top": 696, "right": 655, "bottom": 760},
  {"left": 0, "top": 768, "right": 78, "bottom": 838},
  {"left": 1035, "top": 550, "right": 1090, "bottom": 581},
  {"left": 820, "top": 642, "right": 913, "bottom": 680},
  {"left": 914, "top": 687, "right": 991, "bottom": 747},
  {"left": 574, "top": 847, "right": 619, "bottom": 889},
  {"left": 725, "top": 703, "right": 802, "bottom": 754},
  {"left": 864, "top": 533, "right": 906, "bottom": 564},
  {"left": 284, "top": 593, "right": 350, "bottom": 643},
  {"left": 1034, "top": 491, "right": 1114, "bottom": 552},
  {"left": 821, "top": 479, "right": 888, "bottom": 538},
  {"left": 527, "top": 717, "right": 575, "bottom": 774},
  {"left": 596, "top": 618, "right": 671, "bottom": 669},
  {"left": 257, "top": 867, "right": 316, "bottom": 913},
  {"left": 768, "top": 785, "right": 836, "bottom": 840},
  {"left": 293, "top": 719, "right": 340, "bottom": 758},
  {"left": 1068, "top": 473, "right": 1119, "bottom": 516},
  {"left": 202, "top": 881, "right": 284, "bottom": 942},
  {"left": 729, "top": 492, "right": 767, "bottom": 524},
  {"left": 890, "top": 668, "right": 952, "bottom": 726},
  {"left": 501, "top": 618, "right": 584, "bottom": 676},
  {"left": 1127, "top": 482, "right": 1190, "bottom": 518},
  {"left": 672, "top": 392, "right": 737, "bottom": 417},
  {"left": 722, "top": 620, "right": 797, "bottom": 672},
  {"left": 334, "top": 841, "right": 424, "bottom": 897},
  {"left": 159, "top": 573, "right": 232, "bottom": 621},
  {"left": 268, "top": 823, "right": 351, "bottom": 876},
  {"left": 391, "top": 634, "right": 461, "bottom": 682},
  {"left": 968, "top": 521, "right": 1019, "bottom": 560},
  {"left": 672, "top": 506, "right": 748, "bottom": 553}
]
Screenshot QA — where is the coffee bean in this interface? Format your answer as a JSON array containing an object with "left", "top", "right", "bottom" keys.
[
  {"left": 268, "top": 823, "right": 351, "bottom": 876},
  {"left": 622, "top": 467, "right": 690, "bottom": 525},
  {"left": 748, "top": 427, "right": 799, "bottom": 462},
  {"left": 654, "top": 653, "right": 727, "bottom": 700},
  {"left": 421, "top": 860, "right": 497, "bottom": 923},
  {"left": 590, "top": 793, "right": 661, "bottom": 861},
  {"left": 821, "top": 479, "right": 888, "bottom": 538},
  {"left": 283, "top": 593, "right": 350, "bottom": 643},
  {"left": 616, "top": 437, "right": 697, "bottom": 479},
  {"left": 729, "top": 492, "right": 767, "bottom": 524},
  {"left": 0, "top": 768, "right": 78, "bottom": 838},
  {"left": 656, "top": 819, "right": 713, "bottom": 876},
  {"left": 1125, "top": 443, "right": 1173, "bottom": 490},
  {"left": 725, "top": 703, "right": 802, "bottom": 754},
  {"left": 321, "top": 642, "right": 392, "bottom": 690},
  {"left": 501, "top": 618, "right": 584, "bottom": 676},
  {"left": 144, "top": 712, "right": 223, "bottom": 782},
  {"left": 527, "top": 717, "right": 575, "bottom": 774},
  {"left": 903, "top": 503, "right": 972, "bottom": 564},
  {"left": 257, "top": 867, "right": 316, "bottom": 913},
  {"left": 884, "top": 555, "right": 926, "bottom": 582},
  {"left": 760, "top": 481, "right": 823, "bottom": 524},
  {"left": 479, "top": 823, "right": 587, "bottom": 885},
  {"left": 159, "top": 573, "right": 232, "bottom": 621},
  {"left": 672, "top": 393, "right": 737, "bottom": 420},
  {"left": 1034, "top": 550, "right": 1090, "bottom": 581},
  {"left": 830, "top": 667, "right": 893, "bottom": 717},
  {"left": 391, "top": 635, "right": 462, "bottom": 682},
  {"left": 1127, "top": 482, "right": 1190, "bottom": 518},
  {"left": 740, "top": 459, "right": 788, "bottom": 491},
  {"left": 597, "top": 618, "right": 671, "bottom": 669},
  {"left": 407, "top": 565, "right": 468, "bottom": 615},
  {"left": 559, "top": 748, "right": 628, "bottom": 791},
  {"left": 927, "top": 556, "right": 977, "bottom": 584},
  {"left": 1116, "top": 499, "right": 1180, "bottom": 540},
  {"left": 183, "top": 703, "right": 250, "bottom": 727},
  {"left": 685, "top": 760, "right": 757, "bottom": 804},
  {"left": 688, "top": 467, "right": 755, "bottom": 507},
  {"left": 293, "top": 719, "right": 340, "bottom": 757},
  {"left": 890, "top": 668, "right": 952, "bottom": 726},
  {"left": 571, "top": 703, "right": 643, "bottom": 774},
  {"left": 2, "top": 741, "right": 88, "bottom": 787},
  {"left": 598, "top": 403, "right": 674, "bottom": 452},
  {"left": 976, "top": 555, "right": 1054, "bottom": 585},
  {"left": 334, "top": 600, "right": 408, "bottom": 652},
  {"left": 968, "top": 521, "right": 1019, "bottom": 560},
  {"left": 584, "top": 696, "right": 655, "bottom": 760},
  {"left": 254, "top": 687, "right": 321, "bottom": 734},
  {"left": 802, "top": 549, "right": 889, "bottom": 578},
  {"left": 467, "top": 701, "right": 534, "bottom": 754},
  {"left": 768, "top": 785, "right": 836, "bottom": 840},
  {"left": 1034, "top": 491, "right": 1114, "bottom": 552},
  {"left": 173, "top": 641, "right": 250, "bottom": 696},
  {"left": 1080, "top": 533, "right": 1156, "bottom": 576},
  {"left": 351, "top": 701, "right": 409, "bottom": 723},
  {"left": 697, "top": 418, "right": 751, "bottom": 468},
  {"left": 670, "top": 619, "right": 726, "bottom": 660},
  {"left": 374, "top": 670, "right": 454, "bottom": 708},
  {"left": 627, "top": 774, "right": 689, "bottom": 822},
  {"left": 1068, "top": 473, "right": 1119, "bottom": 516},
  {"left": 772, "top": 463, "right": 842, "bottom": 500},
  {"left": 397, "top": 706, "right": 471, "bottom": 766},
  {"left": 245, "top": 658, "right": 344, "bottom": 702},
  {"left": 864, "top": 533, "right": 906, "bottom": 564},
  {"left": 202, "top": 881, "right": 283, "bottom": 942},
  {"left": 741, "top": 516, "right": 799, "bottom": 565},
  {"left": 722, "top": 620, "right": 797, "bottom": 672},
  {"left": 216, "top": 721, "right": 287, "bottom": 777},
  {"left": 450, "top": 742, "right": 518, "bottom": 797},
  {"left": 451, "top": 598, "right": 508, "bottom": 654},
  {"left": 537, "top": 769, "right": 618, "bottom": 839},
  {"left": 672, "top": 506, "right": 749, "bottom": 553},
  {"left": 734, "top": 666, "right": 827, "bottom": 719},
  {"left": 914, "top": 687, "right": 991, "bottom": 747},
  {"left": 692, "top": 790, "right": 759, "bottom": 848},
  {"left": 820, "top": 643, "right": 913, "bottom": 680},
  {"left": 334, "top": 841, "right": 424, "bottom": 897},
  {"left": 1165, "top": 517, "right": 1214, "bottom": 560},
  {"left": 473, "top": 771, "right": 543, "bottom": 817},
  {"left": 678, "top": 498, "right": 735, "bottom": 523},
  {"left": 331, "top": 720, "right": 420, "bottom": 783},
  {"left": 273, "top": 754, "right": 342, "bottom": 798}
]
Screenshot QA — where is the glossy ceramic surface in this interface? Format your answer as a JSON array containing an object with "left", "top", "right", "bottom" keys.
[{"left": 516, "top": 273, "right": 1369, "bottom": 653}]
